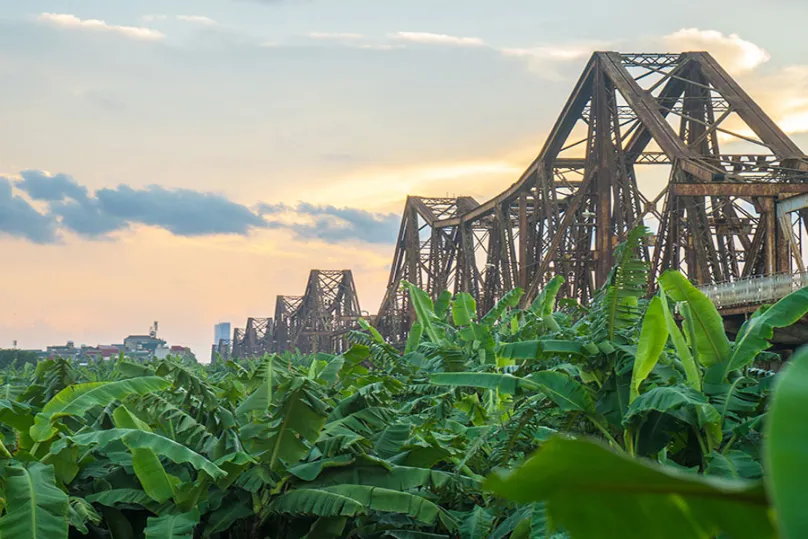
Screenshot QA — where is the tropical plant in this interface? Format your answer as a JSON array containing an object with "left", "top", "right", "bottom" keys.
[{"left": 0, "top": 226, "right": 806, "bottom": 538}]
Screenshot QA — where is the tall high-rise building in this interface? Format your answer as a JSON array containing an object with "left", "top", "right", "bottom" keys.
[{"left": 214, "top": 322, "right": 231, "bottom": 345}]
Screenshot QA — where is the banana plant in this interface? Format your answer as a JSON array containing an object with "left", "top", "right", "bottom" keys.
[
  {"left": 486, "top": 345, "right": 808, "bottom": 539},
  {"left": 1, "top": 232, "right": 807, "bottom": 538}
]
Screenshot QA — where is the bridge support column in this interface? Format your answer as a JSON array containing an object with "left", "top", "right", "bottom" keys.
[
  {"left": 518, "top": 194, "right": 528, "bottom": 290},
  {"left": 777, "top": 193, "right": 808, "bottom": 274},
  {"left": 762, "top": 197, "right": 777, "bottom": 275},
  {"left": 777, "top": 217, "right": 792, "bottom": 275}
]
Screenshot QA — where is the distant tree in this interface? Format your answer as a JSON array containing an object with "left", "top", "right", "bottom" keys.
[
  {"left": 0, "top": 349, "right": 40, "bottom": 369},
  {"left": 177, "top": 351, "right": 198, "bottom": 367}
]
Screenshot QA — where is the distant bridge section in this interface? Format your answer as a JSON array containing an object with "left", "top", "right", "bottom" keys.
[{"left": 221, "top": 270, "right": 362, "bottom": 361}]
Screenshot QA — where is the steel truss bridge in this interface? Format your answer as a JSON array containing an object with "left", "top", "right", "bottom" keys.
[
  {"left": 217, "top": 270, "right": 362, "bottom": 361},
  {"left": 222, "top": 51, "right": 808, "bottom": 359}
]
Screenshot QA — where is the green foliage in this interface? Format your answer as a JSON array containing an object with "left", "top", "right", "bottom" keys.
[
  {"left": 590, "top": 226, "right": 650, "bottom": 341},
  {"left": 1, "top": 231, "right": 807, "bottom": 538},
  {"left": 629, "top": 296, "right": 668, "bottom": 403},
  {"left": 486, "top": 437, "right": 774, "bottom": 539},
  {"left": 765, "top": 346, "right": 808, "bottom": 538},
  {"left": 725, "top": 288, "right": 808, "bottom": 379},
  {"left": 144, "top": 510, "right": 200, "bottom": 539},
  {"left": 0, "top": 462, "right": 69, "bottom": 539},
  {"left": 30, "top": 376, "right": 171, "bottom": 441},
  {"left": 658, "top": 270, "right": 731, "bottom": 368},
  {"left": 0, "top": 349, "right": 39, "bottom": 369}
]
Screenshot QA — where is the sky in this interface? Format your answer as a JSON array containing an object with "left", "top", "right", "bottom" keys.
[{"left": 2, "top": 0, "right": 808, "bottom": 359}]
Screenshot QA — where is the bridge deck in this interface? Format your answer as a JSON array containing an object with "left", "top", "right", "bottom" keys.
[
  {"left": 698, "top": 272, "right": 808, "bottom": 312},
  {"left": 699, "top": 273, "right": 808, "bottom": 347}
]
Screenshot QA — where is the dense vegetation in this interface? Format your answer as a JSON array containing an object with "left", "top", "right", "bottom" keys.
[
  {"left": 0, "top": 349, "right": 39, "bottom": 369},
  {"left": 1, "top": 228, "right": 808, "bottom": 538}
]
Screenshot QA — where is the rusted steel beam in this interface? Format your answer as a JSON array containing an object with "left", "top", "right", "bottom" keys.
[
  {"left": 598, "top": 52, "right": 694, "bottom": 163},
  {"left": 671, "top": 183, "right": 808, "bottom": 197},
  {"left": 623, "top": 58, "right": 689, "bottom": 163},
  {"left": 518, "top": 194, "right": 528, "bottom": 289},
  {"left": 288, "top": 270, "right": 363, "bottom": 353},
  {"left": 693, "top": 52, "right": 806, "bottom": 161},
  {"left": 594, "top": 62, "right": 614, "bottom": 285},
  {"left": 762, "top": 198, "right": 777, "bottom": 275},
  {"left": 433, "top": 62, "right": 597, "bottom": 229}
]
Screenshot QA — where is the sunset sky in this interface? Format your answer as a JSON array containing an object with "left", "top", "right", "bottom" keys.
[{"left": 3, "top": 0, "right": 808, "bottom": 359}]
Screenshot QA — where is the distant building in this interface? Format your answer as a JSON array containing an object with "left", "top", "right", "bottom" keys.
[
  {"left": 47, "top": 341, "right": 78, "bottom": 360},
  {"left": 123, "top": 335, "right": 166, "bottom": 353},
  {"left": 154, "top": 344, "right": 170, "bottom": 360},
  {"left": 46, "top": 342, "right": 118, "bottom": 362},
  {"left": 214, "top": 322, "right": 231, "bottom": 345},
  {"left": 80, "top": 345, "right": 120, "bottom": 362},
  {"left": 96, "top": 345, "right": 121, "bottom": 358},
  {"left": 43, "top": 322, "right": 184, "bottom": 363}
]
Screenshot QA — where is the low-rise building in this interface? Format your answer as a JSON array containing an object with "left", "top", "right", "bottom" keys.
[
  {"left": 47, "top": 341, "right": 79, "bottom": 360},
  {"left": 123, "top": 335, "right": 166, "bottom": 353}
]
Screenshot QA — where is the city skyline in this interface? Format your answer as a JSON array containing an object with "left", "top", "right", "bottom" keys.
[{"left": 3, "top": 1, "right": 808, "bottom": 358}]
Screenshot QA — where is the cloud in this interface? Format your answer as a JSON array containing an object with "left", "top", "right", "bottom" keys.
[
  {"left": 389, "top": 32, "right": 485, "bottom": 47},
  {"left": 297, "top": 32, "right": 401, "bottom": 50},
  {"left": 38, "top": 13, "right": 165, "bottom": 41},
  {"left": 500, "top": 42, "right": 610, "bottom": 80},
  {"left": 0, "top": 177, "right": 58, "bottom": 244},
  {"left": 257, "top": 203, "right": 400, "bottom": 244},
  {"left": 12, "top": 171, "right": 264, "bottom": 239},
  {"left": 663, "top": 28, "right": 769, "bottom": 73},
  {"left": 7, "top": 171, "right": 399, "bottom": 245},
  {"left": 302, "top": 32, "right": 399, "bottom": 49},
  {"left": 16, "top": 175, "right": 125, "bottom": 239},
  {"left": 500, "top": 45, "right": 594, "bottom": 62},
  {"left": 95, "top": 185, "right": 266, "bottom": 236},
  {"left": 17, "top": 170, "right": 89, "bottom": 202},
  {"left": 492, "top": 28, "right": 767, "bottom": 80},
  {"left": 176, "top": 15, "right": 219, "bottom": 26},
  {"left": 355, "top": 43, "right": 400, "bottom": 51},
  {"left": 307, "top": 32, "right": 364, "bottom": 40},
  {"left": 741, "top": 65, "right": 808, "bottom": 135},
  {"left": 50, "top": 198, "right": 126, "bottom": 238}
]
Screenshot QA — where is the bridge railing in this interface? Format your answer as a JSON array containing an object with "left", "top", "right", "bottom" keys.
[{"left": 697, "top": 272, "right": 808, "bottom": 310}]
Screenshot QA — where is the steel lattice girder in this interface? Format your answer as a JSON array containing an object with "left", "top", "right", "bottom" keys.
[
  {"left": 231, "top": 327, "right": 246, "bottom": 359},
  {"left": 375, "top": 196, "right": 480, "bottom": 345},
  {"left": 273, "top": 295, "right": 303, "bottom": 353},
  {"left": 243, "top": 317, "right": 273, "bottom": 356},
  {"left": 371, "top": 51, "right": 808, "bottom": 342},
  {"left": 233, "top": 270, "right": 363, "bottom": 357},
  {"left": 236, "top": 51, "right": 808, "bottom": 349},
  {"left": 289, "top": 270, "right": 362, "bottom": 354}
]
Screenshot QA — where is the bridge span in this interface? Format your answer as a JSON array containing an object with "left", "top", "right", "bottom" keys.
[{"left": 226, "top": 51, "right": 808, "bottom": 357}]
